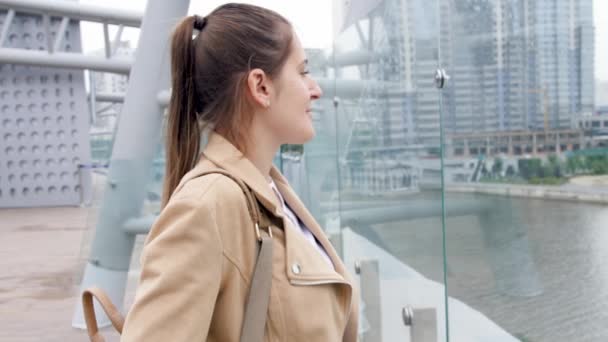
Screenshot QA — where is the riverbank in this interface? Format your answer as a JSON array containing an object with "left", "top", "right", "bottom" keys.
[
  {"left": 568, "top": 175, "right": 608, "bottom": 187},
  {"left": 446, "top": 179, "right": 608, "bottom": 204}
]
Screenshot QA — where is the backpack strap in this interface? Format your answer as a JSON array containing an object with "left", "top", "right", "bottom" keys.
[{"left": 82, "top": 286, "right": 124, "bottom": 342}]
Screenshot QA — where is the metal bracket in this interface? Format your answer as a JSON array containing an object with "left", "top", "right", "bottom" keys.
[
  {"left": 402, "top": 306, "right": 414, "bottom": 326},
  {"left": 403, "top": 307, "right": 437, "bottom": 342},
  {"left": 435, "top": 68, "right": 450, "bottom": 89}
]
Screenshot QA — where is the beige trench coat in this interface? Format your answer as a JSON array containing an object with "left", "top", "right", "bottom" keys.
[{"left": 121, "top": 132, "right": 359, "bottom": 341}]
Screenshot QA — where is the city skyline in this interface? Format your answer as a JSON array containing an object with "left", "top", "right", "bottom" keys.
[{"left": 78, "top": 0, "right": 608, "bottom": 82}]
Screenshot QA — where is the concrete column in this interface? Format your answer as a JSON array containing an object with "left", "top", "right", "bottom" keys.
[
  {"left": 532, "top": 134, "right": 538, "bottom": 155},
  {"left": 508, "top": 136, "right": 514, "bottom": 155}
]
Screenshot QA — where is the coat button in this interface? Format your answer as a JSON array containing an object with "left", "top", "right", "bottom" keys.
[{"left": 291, "top": 263, "right": 301, "bottom": 275}]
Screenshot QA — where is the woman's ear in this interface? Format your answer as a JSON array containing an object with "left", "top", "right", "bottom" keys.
[{"left": 247, "top": 68, "right": 272, "bottom": 108}]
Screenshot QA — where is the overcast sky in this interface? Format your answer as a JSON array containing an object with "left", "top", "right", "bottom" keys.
[{"left": 80, "top": 0, "right": 607, "bottom": 81}]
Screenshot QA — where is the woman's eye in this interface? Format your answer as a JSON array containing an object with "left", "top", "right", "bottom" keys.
[{"left": 301, "top": 70, "right": 310, "bottom": 75}]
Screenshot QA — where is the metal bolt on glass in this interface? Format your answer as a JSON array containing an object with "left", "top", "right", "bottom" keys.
[{"left": 434, "top": 69, "right": 450, "bottom": 89}]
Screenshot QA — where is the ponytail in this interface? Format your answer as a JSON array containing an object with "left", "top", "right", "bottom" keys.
[
  {"left": 161, "top": 16, "right": 201, "bottom": 208},
  {"left": 161, "top": 4, "right": 294, "bottom": 207}
]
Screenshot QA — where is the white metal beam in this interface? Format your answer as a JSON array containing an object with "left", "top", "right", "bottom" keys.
[
  {"left": 0, "top": 8, "right": 15, "bottom": 46},
  {"left": 52, "top": 16, "right": 70, "bottom": 53},
  {"left": 111, "top": 25, "right": 124, "bottom": 56},
  {"left": 0, "top": 0, "right": 143, "bottom": 27},
  {"left": 0, "top": 47, "right": 132, "bottom": 73},
  {"left": 103, "top": 23, "right": 111, "bottom": 58},
  {"left": 94, "top": 92, "right": 129, "bottom": 103},
  {"left": 90, "top": 78, "right": 401, "bottom": 107},
  {"left": 72, "top": 0, "right": 190, "bottom": 329},
  {"left": 331, "top": 49, "right": 378, "bottom": 67}
]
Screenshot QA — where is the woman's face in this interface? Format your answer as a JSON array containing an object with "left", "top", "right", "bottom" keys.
[{"left": 263, "top": 33, "right": 323, "bottom": 145}]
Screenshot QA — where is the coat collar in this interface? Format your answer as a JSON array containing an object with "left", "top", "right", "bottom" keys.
[
  {"left": 198, "top": 131, "right": 282, "bottom": 216},
  {"left": 195, "top": 131, "right": 347, "bottom": 277}
]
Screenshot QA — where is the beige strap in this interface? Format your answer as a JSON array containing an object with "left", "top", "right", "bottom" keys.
[
  {"left": 196, "top": 170, "right": 274, "bottom": 342},
  {"left": 82, "top": 286, "right": 125, "bottom": 342},
  {"left": 240, "top": 231, "right": 273, "bottom": 342}
]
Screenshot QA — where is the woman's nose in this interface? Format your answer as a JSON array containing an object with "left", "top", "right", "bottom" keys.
[{"left": 310, "top": 81, "right": 323, "bottom": 100}]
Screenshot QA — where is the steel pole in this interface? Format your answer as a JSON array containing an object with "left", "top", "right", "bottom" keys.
[{"left": 72, "top": 0, "right": 190, "bottom": 328}]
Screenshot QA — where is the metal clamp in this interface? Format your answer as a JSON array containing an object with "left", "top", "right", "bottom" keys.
[
  {"left": 333, "top": 96, "right": 340, "bottom": 108},
  {"left": 402, "top": 306, "right": 414, "bottom": 326},
  {"left": 434, "top": 69, "right": 450, "bottom": 89}
]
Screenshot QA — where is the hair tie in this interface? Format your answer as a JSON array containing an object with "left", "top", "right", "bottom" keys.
[{"left": 193, "top": 15, "right": 207, "bottom": 31}]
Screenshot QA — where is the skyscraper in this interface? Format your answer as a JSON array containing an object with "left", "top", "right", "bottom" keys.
[
  {"left": 444, "top": 0, "right": 594, "bottom": 133},
  {"left": 332, "top": 0, "right": 595, "bottom": 146}
]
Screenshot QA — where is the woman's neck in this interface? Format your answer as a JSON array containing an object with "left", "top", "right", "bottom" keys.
[
  {"left": 245, "top": 145, "right": 277, "bottom": 183},
  {"left": 243, "top": 123, "right": 281, "bottom": 183}
]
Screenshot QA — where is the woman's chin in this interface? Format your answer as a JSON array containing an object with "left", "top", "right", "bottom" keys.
[
  {"left": 300, "top": 126, "right": 316, "bottom": 143},
  {"left": 287, "top": 127, "right": 315, "bottom": 145}
]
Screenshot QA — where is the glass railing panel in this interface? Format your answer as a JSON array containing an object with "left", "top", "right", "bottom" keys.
[
  {"left": 441, "top": 0, "right": 606, "bottom": 341},
  {"left": 298, "top": 0, "right": 449, "bottom": 340}
]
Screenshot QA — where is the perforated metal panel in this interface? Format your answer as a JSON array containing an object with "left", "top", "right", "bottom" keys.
[{"left": 0, "top": 13, "right": 91, "bottom": 207}]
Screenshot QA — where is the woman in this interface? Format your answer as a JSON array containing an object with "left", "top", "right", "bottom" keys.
[{"left": 120, "top": 3, "right": 359, "bottom": 342}]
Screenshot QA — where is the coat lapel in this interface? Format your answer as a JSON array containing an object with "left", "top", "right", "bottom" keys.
[{"left": 270, "top": 166, "right": 348, "bottom": 278}]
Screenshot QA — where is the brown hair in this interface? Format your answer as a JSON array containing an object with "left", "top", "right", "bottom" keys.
[{"left": 162, "top": 3, "right": 293, "bottom": 207}]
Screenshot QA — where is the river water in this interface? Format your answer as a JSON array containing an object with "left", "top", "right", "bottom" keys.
[{"left": 366, "top": 191, "right": 608, "bottom": 342}]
